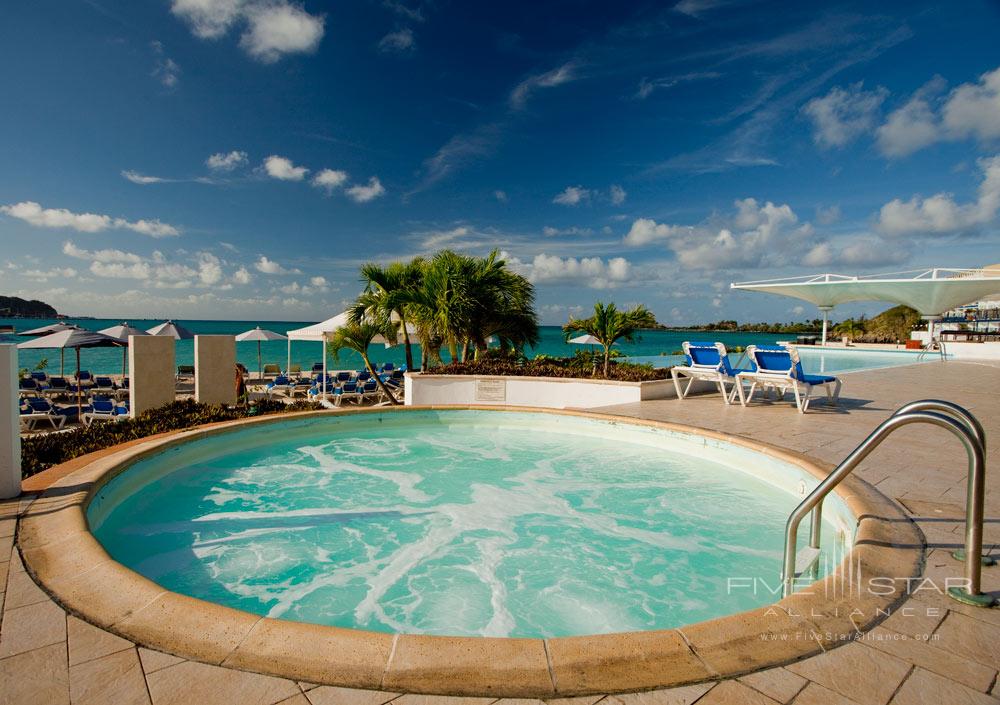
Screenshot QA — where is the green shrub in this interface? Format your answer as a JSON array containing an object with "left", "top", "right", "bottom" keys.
[
  {"left": 436, "top": 354, "right": 670, "bottom": 382},
  {"left": 20, "top": 398, "right": 321, "bottom": 479}
]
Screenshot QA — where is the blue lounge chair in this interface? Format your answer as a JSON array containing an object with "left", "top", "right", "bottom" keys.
[
  {"left": 356, "top": 369, "right": 371, "bottom": 382},
  {"left": 30, "top": 371, "right": 50, "bottom": 387},
  {"left": 335, "top": 371, "right": 352, "bottom": 383},
  {"left": 19, "top": 378, "right": 42, "bottom": 396},
  {"left": 737, "top": 345, "right": 842, "bottom": 413},
  {"left": 333, "top": 381, "right": 361, "bottom": 406},
  {"left": 93, "top": 376, "right": 117, "bottom": 394},
  {"left": 266, "top": 375, "right": 292, "bottom": 397},
  {"left": 22, "top": 398, "right": 70, "bottom": 430},
  {"left": 75, "top": 370, "right": 94, "bottom": 386},
  {"left": 84, "top": 398, "right": 119, "bottom": 426},
  {"left": 670, "top": 342, "right": 753, "bottom": 404},
  {"left": 311, "top": 363, "right": 324, "bottom": 374},
  {"left": 44, "top": 376, "right": 69, "bottom": 397}
]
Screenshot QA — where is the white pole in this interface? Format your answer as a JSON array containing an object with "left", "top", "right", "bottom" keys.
[
  {"left": 322, "top": 335, "right": 328, "bottom": 398},
  {"left": 286, "top": 338, "right": 291, "bottom": 377},
  {"left": 819, "top": 306, "right": 833, "bottom": 346},
  {"left": 1, "top": 344, "right": 20, "bottom": 499}
]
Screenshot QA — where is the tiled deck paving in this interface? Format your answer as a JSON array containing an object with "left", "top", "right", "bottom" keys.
[{"left": 2, "top": 359, "right": 999, "bottom": 704}]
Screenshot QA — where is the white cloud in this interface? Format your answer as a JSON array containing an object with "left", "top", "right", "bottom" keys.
[
  {"left": 233, "top": 266, "right": 252, "bottom": 285},
  {"left": 206, "top": 150, "right": 248, "bottom": 171},
  {"left": 378, "top": 28, "right": 415, "bottom": 53},
  {"left": 384, "top": 1, "right": 423, "bottom": 22},
  {"left": 542, "top": 226, "right": 592, "bottom": 237},
  {"left": 553, "top": 186, "right": 590, "bottom": 206},
  {"left": 0, "top": 201, "right": 179, "bottom": 237},
  {"left": 816, "top": 205, "right": 841, "bottom": 225},
  {"left": 878, "top": 154, "right": 1000, "bottom": 236},
  {"left": 876, "top": 68, "right": 1000, "bottom": 158},
  {"left": 172, "top": 0, "right": 325, "bottom": 63},
  {"left": 876, "top": 77, "right": 945, "bottom": 157},
  {"left": 505, "top": 252, "right": 633, "bottom": 289},
  {"left": 121, "top": 170, "right": 168, "bottom": 185},
  {"left": 240, "top": 2, "right": 325, "bottom": 63},
  {"left": 345, "top": 176, "right": 386, "bottom": 203},
  {"left": 624, "top": 199, "right": 819, "bottom": 271},
  {"left": 170, "top": 0, "right": 242, "bottom": 38},
  {"left": 197, "top": 253, "right": 223, "bottom": 285},
  {"left": 494, "top": 190, "right": 508, "bottom": 202},
  {"left": 609, "top": 185, "right": 627, "bottom": 205},
  {"left": 22, "top": 267, "right": 77, "bottom": 281},
  {"left": 263, "top": 155, "right": 309, "bottom": 181},
  {"left": 510, "top": 62, "right": 577, "bottom": 110},
  {"left": 802, "top": 82, "right": 887, "bottom": 148},
  {"left": 309, "top": 275, "right": 327, "bottom": 287},
  {"left": 254, "top": 255, "right": 300, "bottom": 275},
  {"left": 311, "top": 168, "right": 349, "bottom": 193},
  {"left": 62, "top": 241, "right": 143, "bottom": 264},
  {"left": 151, "top": 41, "right": 181, "bottom": 87},
  {"left": 943, "top": 66, "right": 1000, "bottom": 143}
]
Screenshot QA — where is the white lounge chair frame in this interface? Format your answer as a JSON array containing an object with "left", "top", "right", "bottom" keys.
[
  {"left": 736, "top": 345, "right": 842, "bottom": 414},
  {"left": 670, "top": 342, "right": 741, "bottom": 404}
]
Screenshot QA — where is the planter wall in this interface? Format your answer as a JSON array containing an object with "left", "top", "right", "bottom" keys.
[{"left": 404, "top": 373, "right": 711, "bottom": 409}]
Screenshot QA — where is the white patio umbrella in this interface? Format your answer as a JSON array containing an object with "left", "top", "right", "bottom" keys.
[
  {"left": 146, "top": 320, "right": 195, "bottom": 340},
  {"left": 235, "top": 326, "right": 288, "bottom": 380},
  {"left": 97, "top": 323, "right": 149, "bottom": 378},
  {"left": 18, "top": 322, "right": 83, "bottom": 375},
  {"left": 567, "top": 334, "right": 602, "bottom": 345},
  {"left": 18, "top": 329, "right": 123, "bottom": 416}
]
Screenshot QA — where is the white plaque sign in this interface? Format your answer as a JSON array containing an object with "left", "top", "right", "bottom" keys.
[{"left": 475, "top": 378, "right": 507, "bottom": 402}]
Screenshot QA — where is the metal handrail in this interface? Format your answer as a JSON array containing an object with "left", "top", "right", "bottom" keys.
[{"left": 781, "top": 401, "right": 991, "bottom": 607}]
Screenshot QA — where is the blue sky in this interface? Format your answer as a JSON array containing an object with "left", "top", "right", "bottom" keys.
[{"left": 2, "top": 0, "right": 999, "bottom": 324}]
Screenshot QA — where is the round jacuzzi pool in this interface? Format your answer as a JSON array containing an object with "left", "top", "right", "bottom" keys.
[{"left": 86, "top": 409, "right": 855, "bottom": 639}]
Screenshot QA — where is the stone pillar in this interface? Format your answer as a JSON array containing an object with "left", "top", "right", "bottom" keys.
[
  {"left": 129, "top": 335, "right": 175, "bottom": 417},
  {"left": 1, "top": 345, "right": 20, "bottom": 499},
  {"left": 194, "top": 335, "right": 236, "bottom": 406}
]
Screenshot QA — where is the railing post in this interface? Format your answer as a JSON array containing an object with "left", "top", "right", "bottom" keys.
[{"left": 782, "top": 405, "right": 994, "bottom": 607}]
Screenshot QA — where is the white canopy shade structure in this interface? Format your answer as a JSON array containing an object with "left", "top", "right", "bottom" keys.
[
  {"left": 235, "top": 326, "right": 288, "bottom": 380},
  {"left": 97, "top": 323, "right": 149, "bottom": 378},
  {"left": 286, "top": 312, "right": 398, "bottom": 396},
  {"left": 731, "top": 268, "right": 1000, "bottom": 345},
  {"left": 286, "top": 312, "right": 352, "bottom": 397},
  {"left": 147, "top": 320, "right": 195, "bottom": 340}
]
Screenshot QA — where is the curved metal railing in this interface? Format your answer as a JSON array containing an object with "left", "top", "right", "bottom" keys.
[{"left": 781, "top": 400, "right": 992, "bottom": 607}]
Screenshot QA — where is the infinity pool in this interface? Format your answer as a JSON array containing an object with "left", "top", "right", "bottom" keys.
[
  {"left": 87, "top": 410, "right": 853, "bottom": 638},
  {"left": 629, "top": 347, "right": 935, "bottom": 374}
]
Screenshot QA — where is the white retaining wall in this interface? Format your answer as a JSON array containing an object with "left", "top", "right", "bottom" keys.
[
  {"left": 405, "top": 373, "right": 699, "bottom": 409},
  {"left": 0, "top": 345, "right": 19, "bottom": 499}
]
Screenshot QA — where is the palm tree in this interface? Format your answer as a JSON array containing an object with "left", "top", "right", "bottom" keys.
[
  {"left": 326, "top": 320, "right": 400, "bottom": 405},
  {"left": 563, "top": 302, "right": 657, "bottom": 377},
  {"left": 351, "top": 259, "right": 424, "bottom": 370}
]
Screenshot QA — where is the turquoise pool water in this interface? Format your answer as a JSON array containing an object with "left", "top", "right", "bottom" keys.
[
  {"left": 87, "top": 411, "right": 853, "bottom": 638},
  {"left": 628, "top": 347, "right": 935, "bottom": 375}
]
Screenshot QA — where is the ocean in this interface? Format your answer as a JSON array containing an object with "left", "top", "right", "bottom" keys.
[{"left": 0, "top": 317, "right": 789, "bottom": 376}]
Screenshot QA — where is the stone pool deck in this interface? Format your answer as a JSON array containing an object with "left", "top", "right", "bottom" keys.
[{"left": 2, "top": 359, "right": 1000, "bottom": 704}]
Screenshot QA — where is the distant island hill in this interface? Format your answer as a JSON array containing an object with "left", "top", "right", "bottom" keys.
[{"left": 0, "top": 296, "right": 59, "bottom": 319}]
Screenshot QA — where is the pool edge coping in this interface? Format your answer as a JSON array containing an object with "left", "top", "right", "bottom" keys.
[{"left": 15, "top": 405, "right": 924, "bottom": 697}]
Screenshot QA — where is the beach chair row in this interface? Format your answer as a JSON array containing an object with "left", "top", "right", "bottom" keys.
[
  {"left": 670, "top": 342, "right": 842, "bottom": 413},
  {"left": 19, "top": 396, "right": 130, "bottom": 431}
]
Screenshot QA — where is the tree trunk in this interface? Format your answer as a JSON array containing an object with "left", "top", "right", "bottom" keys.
[
  {"left": 448, "top": 342, "right": 459, "bottom": 363},
  {"left": 603, "top": 345, "right": 611, "bottom": 378},
  {"left": 460, "top": 340, "right": 470, "bottom": 363},
  {"left": 400, "top": 313, "right": 414, "bottom": 370},
  {"left": 362, "top": 352, "right": 398, "bottom": 405}
]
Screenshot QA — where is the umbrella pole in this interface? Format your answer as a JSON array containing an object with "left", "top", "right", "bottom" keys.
[
  {"left": 287, "top": 339, "right": 291, "bottom": 377},
  {"left": 76, "top": 347, "right": 82, "bottom": 419},
  {"left": 258, "top": 341, "right": 262, "bottom": 382},
  {"left": 122, "top": 347, "right": 127, "bottom": 379},
  {"left": 322, "top": 337, "right": 328, "bottom": 398},
  {"left": 61, "top": 349, "right": 64, "bottom": 377}
]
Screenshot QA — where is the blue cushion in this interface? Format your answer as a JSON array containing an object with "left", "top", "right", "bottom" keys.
[{"left": 800, "top": 373, "right": 838, "bottom": 385}]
